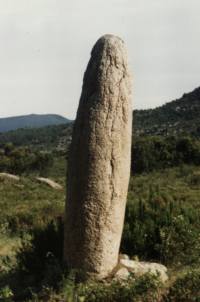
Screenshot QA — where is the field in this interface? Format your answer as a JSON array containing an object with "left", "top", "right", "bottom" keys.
[{"left": 0, "top": 151, "right": 200, "bottom": 300}]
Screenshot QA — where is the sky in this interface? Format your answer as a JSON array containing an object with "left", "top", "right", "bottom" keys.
[{"left": 0, "top": 0, "right": 200, "bottom": 119}]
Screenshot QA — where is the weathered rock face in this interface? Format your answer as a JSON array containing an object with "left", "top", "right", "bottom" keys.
[
  {"left": 112, "top": 255, "right": 168, "bottom": 283},
  {"left": 64, "top": 34, "right": 132, "bottom": 279}
]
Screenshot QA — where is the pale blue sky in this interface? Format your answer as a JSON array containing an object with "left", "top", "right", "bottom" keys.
[{"left": 0, "top": 0, "right": 200, "bottom": 119}]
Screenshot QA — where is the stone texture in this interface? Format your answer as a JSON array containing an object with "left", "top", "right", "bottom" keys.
[
  {"left": 0, "top": 173, "right": 20, "bottom": 181},
  {"left": 64, "top": 34, "right": 132, "bottom": 280},
  {"left": 119, "top": 253, "right": 129, "bottom": 260},
  {"left": 117, "top": 258, "right": 168, "bottom": 283},
  {"left": 114, "top": 267, "right": 130, "bottom": 280},
  {"left": 36, "top": 177, "right": 63, "bottom": 190}
]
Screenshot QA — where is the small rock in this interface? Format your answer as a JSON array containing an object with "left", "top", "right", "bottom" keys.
[
  {"left": 119, "top": 259, "right": 136, "bottom": 269},
  {"left": 0, "top": 173, "right": 20, "bottom": 181},
  {"left": 119, "top": 254, "right": 129, "bottom": 260},
  {"left": 114, "top": 267, "right": 130, "bottom": 280},
  {"left": 119, "top": 259, "right": 168, "bottom": 283},
  {"left": 36, "top": 177, "right": 63, "bottom": 190}
]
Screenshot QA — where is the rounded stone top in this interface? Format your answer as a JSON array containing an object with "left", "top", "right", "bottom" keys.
[
  {"left": 80, "top": 34, "right": 131, "bottom": 101},
  {"left": 89, "top": 34, "right": 128, "bottom": 72},
  {"left": 96, "top": 34, "right": 124, "bottom": 44},
  {"left": 91, "top": 34, "right": 125, "bottom": 55}
]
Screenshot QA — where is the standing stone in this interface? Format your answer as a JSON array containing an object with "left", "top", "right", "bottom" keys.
[{"left": 64, "top": 34, "right": 132, "bottom": 279}]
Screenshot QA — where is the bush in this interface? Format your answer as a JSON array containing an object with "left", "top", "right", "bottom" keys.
[
  {"left": 0, "top": 144, "right": 53, "bottom": 175},
  {"left": 16, "top": 218, "right": 64, "bottom": 288},
  {"left": 132, "top": 136, "right": 200, "bottom": 174},
  {"left": 77, "top": 274, "right": 163, "bottom": 302},
  {"left": 165, "top": 269, "right": 200, "bottom": 301},
  {"left": 0, "top": 285, "right": 13, "bottom": 301},
  {"left": 121, "top": 186, "right": 200, "bottom": 265},
  {"left": 188, "top": 171, "right": 200, "bottom": 186}
]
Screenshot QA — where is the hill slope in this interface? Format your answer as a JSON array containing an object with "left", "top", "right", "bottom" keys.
[
  {"left": 0, "top": 114, "right": 70, "bottom": 133},
  {"left": 133, "top": 87, "right": 200, "bottom": 136},
  {"left": 1, "top": 86, "right": 200, "bottom": 148}
]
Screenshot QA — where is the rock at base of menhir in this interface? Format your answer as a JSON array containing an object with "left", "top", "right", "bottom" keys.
[
  {"left": 64, "top": 34, "right": 132, "bottom": 280},
  {"left": 112, "top": 254, "right": 168, "bottom": 283}
]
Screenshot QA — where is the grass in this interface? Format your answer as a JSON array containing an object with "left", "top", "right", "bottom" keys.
[
  {"left": 0, "top": 176, "right": 65, "bottom": 232},
  {"left": 1, "top": 162, "right": 200, "bottom": 260},
  {"left": 129, "top": 165, "right": 200, "bottom": 206},
  {"left": 0, "top": 155, "right": 66, "bottom": 230},
  {"left": 0, "top": 157, "right": 200, "bottom": 300}
]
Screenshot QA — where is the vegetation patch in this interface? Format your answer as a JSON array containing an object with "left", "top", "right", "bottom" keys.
[{"left": 0, "top": 134, "right": 200, "bottom": 301}]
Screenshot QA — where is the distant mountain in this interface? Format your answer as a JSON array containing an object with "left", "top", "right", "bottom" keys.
[
  {"left": 0, "top": 114, "right": 71, "bottom": 133},
  {"left": 133, "top": 87, "right": 200, "bottom": 137}
]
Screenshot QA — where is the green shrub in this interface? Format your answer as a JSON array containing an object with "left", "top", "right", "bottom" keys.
[
  {"left": 0, "top": 285, "right": 13, "bottom": 301},
  {"left": 132, "top": 136, "right": 200, "bottom": 174},
  {"left": 121, "top": 186, "right": 200, "bottom": 265},
  {"left": 16, "top": 219, "right": 63, "bottom": 288},
  {"left": 0, "top": 144, "right": 53, "bottom": 175},
  {"left": 165, "top": 269, "right": 200, "bottom": 301},
  {"left": 77, "top": 274, "right": 162, "bottom": 302},
  {"left": 188, "top": 171, "right": 200, "bottom": 186}
]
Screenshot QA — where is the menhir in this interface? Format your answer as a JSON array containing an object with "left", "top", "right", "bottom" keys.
[{"left": 64, "top": 34, "right": 132, "bottom": 280}]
